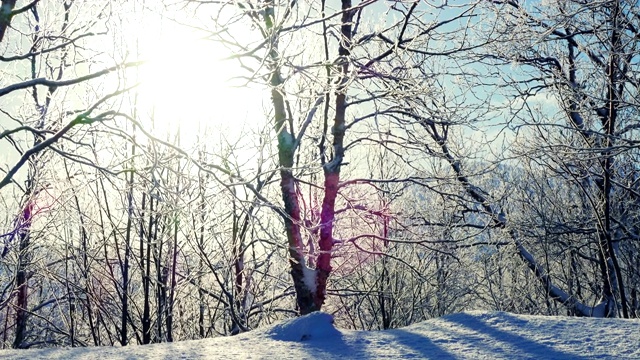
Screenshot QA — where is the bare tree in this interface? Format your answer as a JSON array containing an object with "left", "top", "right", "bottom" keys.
[{"left": 477, "top": 0, "right": 640, "bottom": 317}]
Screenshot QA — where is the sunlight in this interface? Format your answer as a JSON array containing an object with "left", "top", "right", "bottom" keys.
[{"left": 135, "top": 24, "right": 243, "bottom": 146}]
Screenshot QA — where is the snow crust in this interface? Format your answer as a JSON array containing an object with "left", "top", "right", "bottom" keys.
[{"left": 1, "top": 311, "right": 639, "bottom": 359}]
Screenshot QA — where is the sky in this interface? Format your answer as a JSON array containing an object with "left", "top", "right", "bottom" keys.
[{"left": 1, "top": 311, "right": 638, "bottom": 359}]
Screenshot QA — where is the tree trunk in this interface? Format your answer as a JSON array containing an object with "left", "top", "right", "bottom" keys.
[
  {"left": 263, "top": 0, "right": 353, "bottom": 314},
  {"left": 261, "top": 3, "right": 316, "bottom": 314},
  {"left": 12, "top": 200, "right": 32, "bottom": 349},
  {"left": 0, "top": 0, "right": 17, "bottom": 43},
  {"left": 119, "top": 134, "right": 136, "bottom": 346},
  {"left": 140, "top": 193, "right": 152, "bottom": 344}
]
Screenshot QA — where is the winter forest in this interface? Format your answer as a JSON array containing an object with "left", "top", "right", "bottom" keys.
[{"left": 1, "top": 0, "right": 639, "bottom": 349}]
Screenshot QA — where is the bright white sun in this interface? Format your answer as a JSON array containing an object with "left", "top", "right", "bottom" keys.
[{"left": 136, "top": 25, "right": 243, "bottom": 146}]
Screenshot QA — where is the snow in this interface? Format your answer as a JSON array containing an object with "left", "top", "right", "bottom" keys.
[
  {"left": 301, "top": 263, "right": 317, "bottom": 294},
  {"left": 261, "top": 311, "right": 339, "bottom": 341},
  {"left": 1, "top": 311, "right": 638, "bottom": 359}
]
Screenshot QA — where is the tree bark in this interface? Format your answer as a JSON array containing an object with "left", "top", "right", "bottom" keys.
[
  {"left": 0, "top": 0, "right": 17, "bottom": 43},
  {"left": 314, "top": 0, "right": 353, "bottom": 311}
]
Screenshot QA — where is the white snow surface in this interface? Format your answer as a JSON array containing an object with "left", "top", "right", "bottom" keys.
[{"left": 1, "top": 311, "right": 639, "bottom": 359}]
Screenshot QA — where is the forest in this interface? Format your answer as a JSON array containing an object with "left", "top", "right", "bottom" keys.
[{"left": 1, "top": 0, "right": 639, "bottom": 349}]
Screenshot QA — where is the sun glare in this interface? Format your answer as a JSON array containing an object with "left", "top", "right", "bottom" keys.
[{"left": 136, "top": 26, "right": 244, "bottom": 146}]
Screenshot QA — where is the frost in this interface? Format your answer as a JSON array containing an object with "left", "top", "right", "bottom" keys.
[{"left": 302, "top": 263, "right": 317, "bottom": 294}]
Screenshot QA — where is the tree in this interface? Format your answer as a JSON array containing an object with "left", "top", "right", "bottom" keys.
[
  {"left": 478, "top": 0, "right": 640, "bottom": 317},
  {"left": 0, "top": 1, "right": 140, "bottom": 347},
  {"left": 195, "top": 0, "right": 371, "bottom": 315}
]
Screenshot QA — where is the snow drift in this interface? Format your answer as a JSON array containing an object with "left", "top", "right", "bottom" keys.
[{"left": 262, "top": 311, "right": 341, "bottom": 341}]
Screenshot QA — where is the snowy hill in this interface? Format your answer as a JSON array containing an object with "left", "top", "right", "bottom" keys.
[{"left": 1, "top": 311, "right": 638, "bottom": 359}]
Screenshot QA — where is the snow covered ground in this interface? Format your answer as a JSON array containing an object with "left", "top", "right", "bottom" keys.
[{"left": 1, "top": 311, "right": 638, "bottom": 359}]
